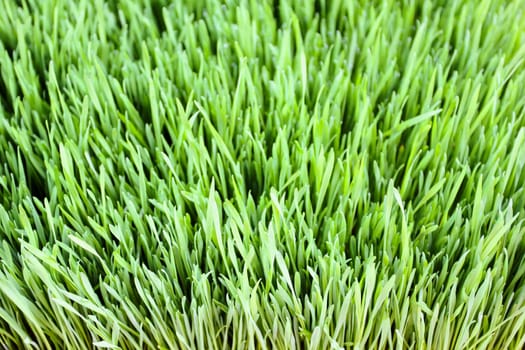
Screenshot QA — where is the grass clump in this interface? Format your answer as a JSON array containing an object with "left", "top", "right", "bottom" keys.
[{"left": 1, "top": 0, "right": 525, "bottom": 348}]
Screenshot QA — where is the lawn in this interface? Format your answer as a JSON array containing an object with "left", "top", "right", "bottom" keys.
[{"left": 0, "top": 0, "right": 524, "bottom": 348}]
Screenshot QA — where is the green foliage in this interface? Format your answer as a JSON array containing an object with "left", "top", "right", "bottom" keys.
[{"left": 0, "top": 0, "right": 524, "bottom": 348}]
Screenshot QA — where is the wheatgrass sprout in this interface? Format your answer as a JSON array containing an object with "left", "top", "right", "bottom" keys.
[{"left": 0, "top": 0, "right": 525, "bottom": 349}]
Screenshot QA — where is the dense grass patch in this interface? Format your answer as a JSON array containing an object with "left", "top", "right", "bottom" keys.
[{"left": 1, "top": 0, "right": 525, "bottom": 348}]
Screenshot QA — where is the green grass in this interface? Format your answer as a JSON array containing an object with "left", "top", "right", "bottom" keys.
[{"left": 0, "top": 0, "right": 525, "bottom": 348}]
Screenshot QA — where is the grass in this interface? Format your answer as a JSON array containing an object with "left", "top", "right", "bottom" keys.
[{"left": 0, "top": 0, "right": 525, "bottom": 348}]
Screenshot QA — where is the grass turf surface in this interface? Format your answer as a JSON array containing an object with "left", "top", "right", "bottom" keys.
[{"left": 1, "top": 0, "right": 525, "bottom": 348}]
